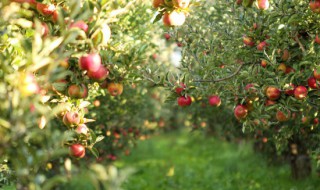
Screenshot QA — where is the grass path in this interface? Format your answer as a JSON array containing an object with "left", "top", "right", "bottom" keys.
[{"left": 118, "top": 130, "right": 319, "bottom": 190}]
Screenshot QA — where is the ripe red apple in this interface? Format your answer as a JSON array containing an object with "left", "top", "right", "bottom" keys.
[
  {"left": 281, "top": 49, "right": 290, "bottom": 61},
  {"left": 208, "top": 95, "right": 221, "bottom": 107},
  {"left": 285, "top": 66, "right": 295, "bottom": 74},
  {"left": 153, "top": 0, "right": 164, "bottom": 8},
  {"left": 177, "top": 96, "right": 192, "bottom": 107},
  {"left": 294, "top": 86, "right": 308, "bottom": 100},
  {"left": 79, "top": 53, "right": 101, "bottom": 72},
  {"left": 63, "top": 111, "right": 80, "bottom": 127},
  {"left": 265, "top": 86, "right": 281, "bottom": 100},
  {"left": 163, "top": 11, "right": 186, "bottom": 26},
  {"left": 69, "top": 20, "right": 89, "bottom": 33},
  {"left": 236, "top": 0, "right": 243, "bottom": 5},
  {"left": 175, "top": 82, "right": 186, "bottom": 95},
  {"left": 69, "top": 144, "right": 85, "bottom": 158},
  {"left": 164, "top": 33, "right": 171, "bottom": 40},
  {"left": 265, "top": 99, "right": 276, "bottom": 106},
  {"left": 245, "top": 83, "right": 257, "bottom": 93},
  {"left": 36, "top": 3, "right": 56, "bottom": 16},
  {"left": 243, "top": 36, "right": 255, "bottom": 47},
  {"left": 314, "top": 118, "right": 319, "bottom": 125},
  {"left": 308, "top": 77, "right": 319, "bottom": 89},
  {"left": 310, "top": 0, "right": 320, "bottom": 13},
  {"left": 284, "top": 83, "right": 295, "bottom": 96},
  {"left": 52, "top": 10, "right": 59, "bottom": 23},
  {"left": 256, "top": 0, "right": 269, "bottom": 10},
  {"left": 314, "top": 69, "right": 320, "bottom": 80},
  {"left": 107, "top": 83, "right": 124, "bottom": 96},
  {"left": 68, "top": 84, "right": 88, "bottom": 99},
  {"left": 87, "top": 65, "right": 109, "bottom": 81},
  {"left": 234, "top": 105, "right": 248, "bottom": 120},
  {"left": 261, "top": 60, "right": 267, "bottom": 68},
  {"left": 301, "top": 116, "right": 310, "bottom": 125},
  {"left": 315, "top": 35, "right": 320, "bottom": 44},
  {"left": 276, "top": 110, "right": 290, "bottom": 122},
  {"left": 257, "top": 41, "right": 268, "bottom": 51},
  {"left": 173, "top": 0, "right": 190, "bottom": 9},
  {"left": 75, "top": 124, "right": 89, "bottom": 135}
]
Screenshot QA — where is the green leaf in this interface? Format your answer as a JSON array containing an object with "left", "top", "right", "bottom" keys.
[
  {"left": 152, "top": 13, "right": 163, "bottom": 24},
  {"left": 90, "top": 147, "right": 99, "bottom": 158}
]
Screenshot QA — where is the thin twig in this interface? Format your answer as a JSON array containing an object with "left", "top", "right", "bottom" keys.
[
  {"left": 194, "top": 64, "right": 244, "bottom": 83},
  {"left": 294, "top": 34, "right": 306, "bottom": 53}
]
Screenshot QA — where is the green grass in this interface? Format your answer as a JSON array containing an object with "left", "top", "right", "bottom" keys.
[{"left": 118, "top": 130, "right": 320, "bottom": 190}]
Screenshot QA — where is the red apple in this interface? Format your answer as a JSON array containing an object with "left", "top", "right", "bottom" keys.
[
  {"left": 87, "top": 65, "right": 109, "bottom": 81},
  {"left": 281, "top": 49, "right": 290, "bottom": 61},
  {"left": 257, "top": 41, "right": 268, "bottom": 51},
  {"left": 276, "top": 110, "right": 290, "bottom": 122},
  {"left": 284, "top": 83, "right": 295, "bottom": 96},
  {"left": 245, "top": 83, "right": 257, "bottom": 93},
  {"left": 177, "top": 96, "right": 192, "bottom": 107},
  {"left": 52, "top": 10, "right": 59, "bottom": 23},
  {"left": 243, "top": 36, "right": 255, "bottom": 47},
  {"left": 265, "top": 99, "right": 276, "bottom": 106},
  {"left": 68, "top": 84, "right": 88, "bottom": 99},
  {"left": 69, "top": 144, "right": 85, "bottom": 158},
  {"left": 308, "top": 77, "right": 319, "bottom": 89},
  {"left": 79, "top": 53, "right": 101, "bottom": 72},
  {"left": 261, "top": 60, "right": 267, "bottom": 68},
  {"left": 36, "top": 3, "right": 56, "bottom": 16},
  {"left": 234, "top": 105, "right": 248, "bottom": 120},
  {"left": 294, "top": 86, "right": 308, "bottom": 100},
  {"left": 314, "top": 118, "right": 319, "bottom": 125},
  {"left": 314, "top": 69, "right": 320, "bottom": 80},
  {"left": 75, "top": 124, "right": 89, "bottom": 135},
  {"left": 285, "top": 66, "right": 295, "bottom": 74},
  {"left": 236, "top": 0, "right": 243, "bottom": 5},
  {"left": 163, "top": 11, "right": 186, "bottom": 26},
  {"left": 265, "top": 86, "right": 281, "bottom": 100},
  {"left": 175, "top": 82, "right": 186, "bottom": 95},
  {"left": 164, "top": 33, "right": 171, "bottom": 40},
  {"left": 69, "top": 20, "right": 89, "bottom": 33},
  {"left": 310, "top": 0, "right": 320, "bottom": 13},
  {"left": 173, "top": 0, "right": 190, "bottom": 9},
  {"left": 63, "top": 111, "right": 80, "bottom": 127},
  {"left": 208, "top": 95, "right": 221, "bottom": 107},
  {"left": 107, "top": 83, "right": 124, "bottom": 96},
  {"left": 315, "top": 35, "right": 320, "bottom": 44},
  {"left": 256, "top": 0, "right": 269, "bottom": 10},
  {"left": 153, "top": 0, "right": 164, "bottom": 8}
]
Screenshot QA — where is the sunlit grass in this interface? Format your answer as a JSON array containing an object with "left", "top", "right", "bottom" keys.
[{"left": 119, "top": 130, "right": 320, "bottom": 190}]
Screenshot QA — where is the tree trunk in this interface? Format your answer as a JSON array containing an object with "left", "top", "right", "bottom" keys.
[{"left": 289, "top": 142, "right": 312, "bottom": 180}]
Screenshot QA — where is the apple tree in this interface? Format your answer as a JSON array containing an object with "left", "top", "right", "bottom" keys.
[
  {"left": 0, "top": 0, "right": 179, "bottom": 188},
  {"left": 152, "top": 0, "right": 320, "bottom": 179}
]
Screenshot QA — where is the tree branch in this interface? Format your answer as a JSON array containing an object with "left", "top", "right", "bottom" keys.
[
  {"left": 194, "top": 63, "right": 244, "bottom": 83},
  {"left": 294, "top": 35, "right": 306, "bottom": 53}
]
